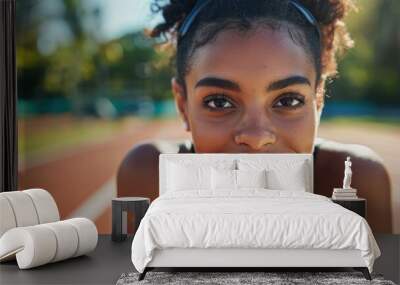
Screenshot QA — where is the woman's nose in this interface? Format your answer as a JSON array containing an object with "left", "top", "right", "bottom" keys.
[{"left": 234, "top": 120, "right": 277, "bottom": 151}]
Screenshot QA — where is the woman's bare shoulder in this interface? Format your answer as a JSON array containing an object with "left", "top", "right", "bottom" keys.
[
  {"left": 315, "top": 137, "right": 390, "bottom": 196},
  {"left": 315, "top": 137, "right": 390, "bottom": 182},
  {"left": 315, "top": 137, "right": 385, "bottom": 165},
  {"left": 315, "top": 137, "right": 392, "bottom": 232},
  {"left": 121, "top": 139, "right": 193, "bottom": 161},
  {"left": 116, "top": 139, "right": 192, "bottom": 199}
]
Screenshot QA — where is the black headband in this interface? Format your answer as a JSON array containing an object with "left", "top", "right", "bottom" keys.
[{"left": 177, "top": 0, "right": 321, "bottom": 42}]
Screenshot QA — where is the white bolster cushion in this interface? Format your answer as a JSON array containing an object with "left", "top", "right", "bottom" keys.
[
  {"left": 0, "top": 196, "right": 17, "bottom": 237},
  {"left": 0, "top": 192, "right": 39, "bottom": 227},
  {"left": 0, "top": 218, "right": 98, "bottom": 269},
  {"left": 23, "top": 189, "right": 60, "bottom": 223},
  {"left": 64, "top": 218, "right": 98, "bottom": 257},
  {"left": 42, "top": 221, "right": 79, "bottom": 262},
  {"left": 0, "top": 189, "right": 60, "bottom": 239},
  {"left": 0, "top": 226, "right": 57, "bottom": 269}
]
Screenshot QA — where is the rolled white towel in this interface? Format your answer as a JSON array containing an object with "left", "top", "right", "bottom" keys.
[
  {"left": 23, "top": 189, "right": 60, "bottom": 224},
  {"left": 0, "top": 196, "right": 17, "bottom": 237},
  {"left": 0, "top": 218, "right": 98, "bottom": 269}
]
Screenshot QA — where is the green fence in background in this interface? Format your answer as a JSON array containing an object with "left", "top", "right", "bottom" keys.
[
  {"left": 18, "top": 97, "right": 400, "bottom": 121},
  {"left": 18, "top": 97, "right": 177, "bottom": 119}
]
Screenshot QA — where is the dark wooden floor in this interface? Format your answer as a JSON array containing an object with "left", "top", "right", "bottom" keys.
[{"left": 0, "top": 234, "right": 398, "bottom": 284}]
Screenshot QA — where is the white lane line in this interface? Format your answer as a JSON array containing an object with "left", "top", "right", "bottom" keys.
[{"left": 66, "top": 176, "right": 116, "bottom": 221}]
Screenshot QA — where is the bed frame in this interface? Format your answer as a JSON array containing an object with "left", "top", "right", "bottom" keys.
[
  {"left": 138, "top": 154, "right": 371, "bottom": 281},
  {"left": 140, "top": 248, "right": 371, "bottom": 280}
]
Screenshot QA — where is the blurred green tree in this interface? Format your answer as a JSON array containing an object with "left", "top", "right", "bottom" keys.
[
  {"left": 17, "top": 0, "right": 173, "bottom": 103},
  {"left": 16, "top": 0, "right": 399, "bottom": 110},
  {"left": 330, "top": 0, "right": 400, "bottom": 106}
]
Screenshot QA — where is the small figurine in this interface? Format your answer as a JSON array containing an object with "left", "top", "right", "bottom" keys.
[
  {"left": 332, "top": 156, "right": 358, "bottom": 199},
  {"left": 343, "top": 156, "right": 352, "bottom": 189}
]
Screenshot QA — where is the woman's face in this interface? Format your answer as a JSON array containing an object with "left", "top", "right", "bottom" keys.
[{"left": 172, "top": 25, "right": 323, "bottom": 153}]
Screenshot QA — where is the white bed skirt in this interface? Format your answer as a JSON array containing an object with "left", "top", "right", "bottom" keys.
[{"left": 147, "top": 248, "right": 366, "bottom": 268}]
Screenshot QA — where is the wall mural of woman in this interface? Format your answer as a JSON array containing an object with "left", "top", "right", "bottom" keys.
[{"left": 116, "top": 0, "right": 392, "bottom": 233}]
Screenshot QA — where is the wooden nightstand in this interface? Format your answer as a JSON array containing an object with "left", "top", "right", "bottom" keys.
[{"left": 331, "top": 198, "right": 366, "bottom": 218}]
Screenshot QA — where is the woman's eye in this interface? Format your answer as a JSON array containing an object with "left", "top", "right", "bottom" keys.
[
  {"left": 203, "top": 95, "right": 235, "bottom": 110},
  {"left": 273, "top": 94, "right": 305, "bottom": 108}
]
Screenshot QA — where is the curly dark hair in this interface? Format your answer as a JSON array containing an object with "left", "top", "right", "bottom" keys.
[{"left": 148, "top": 0, "right": 355, "bottom": 97}]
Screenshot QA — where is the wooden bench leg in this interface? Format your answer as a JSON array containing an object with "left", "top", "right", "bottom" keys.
[{"left": 354, "top": 267, "right": 371, "bottom": 280}]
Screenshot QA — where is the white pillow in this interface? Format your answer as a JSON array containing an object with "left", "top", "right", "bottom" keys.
[
  {"left": 211, "top": 168, "right": 267, "bottom": 191},
  {"left": 266, "top": 162, "right": 308, "bottom": 191},
  {"left": 211, "top": 168, "right": 237, "bottom": 190},
  {"left": 236, "top": 169, "right": 267, "bottom": 188},
  {"left": 167, "top": 161, "right": 211, "bottom": 191}
]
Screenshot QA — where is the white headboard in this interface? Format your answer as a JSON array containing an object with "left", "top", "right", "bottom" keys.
[{"left": 159, "top": 153, "right": 313, "bottom": 195}]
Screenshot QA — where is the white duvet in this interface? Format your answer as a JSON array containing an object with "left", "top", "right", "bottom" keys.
[{"left": 131, "top": 189, "right": 380, "bottom": 273}]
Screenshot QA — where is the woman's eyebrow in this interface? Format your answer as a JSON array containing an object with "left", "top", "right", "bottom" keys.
[
  {"left": 195, "top": 75, "right": 310, "bottom": 92},
  {"left": 195, "top": 77, "right": 241, "bottom": 91},
  {"left": 267, "top": 76, "right": 311, "bottom": 91}
]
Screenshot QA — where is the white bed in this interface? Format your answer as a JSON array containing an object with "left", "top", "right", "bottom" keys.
[{"left": 131, "top": 153, "right": 380, "bottom": 281}]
